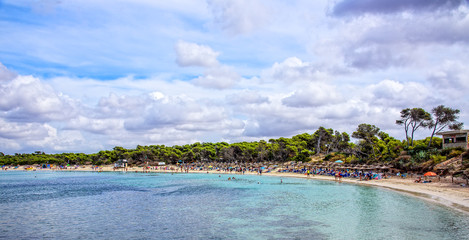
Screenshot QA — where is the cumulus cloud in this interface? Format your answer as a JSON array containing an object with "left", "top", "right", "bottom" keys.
[
  {"left": 241, "top": 102, "right": 316, "bottom": 137},
  {"left": 0, "top": 118, "right": 68, "bottom": 151},
  {"left": 427, "top": 60, "right": 469, "bottom": 96},
  {"left": 365, "top": 79, "right": 437, "bottom": 108},
  {"left": 66, "top": 116, "right": 123, "bottom": 135},
  {"left": 0, "top": 118, "right": 55, "bottom": 140},
  {"left": 175, "top": 40, "right": 220, "bottom": 67},
  {"left": 192, "top": 65, "right": 240, "bottom": 89},
  {"left": 344, "top": 44, "right": 411, "bottom": 70},
  {"left": 124, "top": 95, "right": 226, "bottom": 131},
  {"left": 207, "top": 0, "right": 271, "bottom": 35},
  {"left": 243, "top": 117, "right": 303, "bottom": 137},
  {"left": 97, "top": 93, "right": 146, "bottom": 117},
  {"left": 262, "top": 57, "right": 329, "bottom": 83},
  {"left": 314, "top": 101, "right": 363, "bottom": 120},
  {"left": 0, "top": 63, "right": 17, "bottom": 82},
  {"left": 331, "top": 0, "right": 465, "bottom": 17},
  {"left": 282, "top": 83, "right": 342, "bottom": 108},
  {"left": 175, "top": 41, "right": 241, "bottom": 89},
  {"left": 225, "top": 90, "right": 269, "bottom": 105},
  {"left": 2, "top": 1, "right": 469, "bottom": 153},
  {"left": 0, "top": 75, "right": 78, "bottom": 122},
  {"left": 324, "top": 2, "right": 469, "bottom": 70}
]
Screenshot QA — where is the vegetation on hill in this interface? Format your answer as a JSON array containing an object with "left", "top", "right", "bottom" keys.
[{"left": 0, "top": 105, "right": 467, "bottom": 174}]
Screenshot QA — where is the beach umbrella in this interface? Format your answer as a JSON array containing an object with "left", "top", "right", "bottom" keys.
[
  {"left": 335, "top": 160, "right": 343, "bottom": 163},
  {"left": 424, "top": 171, "right": 437, "bottom": 177}
]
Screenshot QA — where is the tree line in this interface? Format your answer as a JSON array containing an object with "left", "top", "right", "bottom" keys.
[{"left": 0, "top": 105, "right": 465, "bottom": 172}]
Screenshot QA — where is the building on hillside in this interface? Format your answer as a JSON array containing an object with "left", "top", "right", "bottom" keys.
[{"left": 436, "top": 130, "right": 469, "bottom": 149}]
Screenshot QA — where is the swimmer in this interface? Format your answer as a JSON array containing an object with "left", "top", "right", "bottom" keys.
[{"left": 228, "top": 177, "right": 231, "bottom": 180}]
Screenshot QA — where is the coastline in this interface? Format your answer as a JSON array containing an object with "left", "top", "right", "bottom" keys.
[
  {"left": 4, "top": 165, "right": 469, "bottom": 214},
  {"left": 263, "top": 171, "right": 469, "bottom": 214}
]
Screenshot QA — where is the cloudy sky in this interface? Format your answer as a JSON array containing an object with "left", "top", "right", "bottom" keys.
[{"left": 1, "top": 0, "right": 468, "bottom": 154}]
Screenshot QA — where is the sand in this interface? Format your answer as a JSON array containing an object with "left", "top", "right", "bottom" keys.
[{"left": 4, "top": 165, "right": 469, "bottom": 214}]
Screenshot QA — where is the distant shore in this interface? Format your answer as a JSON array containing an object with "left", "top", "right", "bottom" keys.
[{"left": 3, "top": 164, "right": 469, "bottom": 214}]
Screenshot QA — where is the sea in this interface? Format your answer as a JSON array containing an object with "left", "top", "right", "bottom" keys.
[{"left": 1, "top": 171, "right": 468, "bottom": 240}]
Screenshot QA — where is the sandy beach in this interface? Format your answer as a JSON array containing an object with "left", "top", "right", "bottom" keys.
[{"left": 5, "top": 165, "right": 469, "bottom": 214}]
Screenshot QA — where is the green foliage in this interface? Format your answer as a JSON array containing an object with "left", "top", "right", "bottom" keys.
[
  {"left": 448, "top": 149, "right": 464, "bottom": 159},
  {"left": 462, "top": 150, "right": 469, "bottom": 169},
  {"left": 396, "top": 108, "right": 432, "bottom": 147},
  {"left": 430, "top": 155, "right": 446, "bottom": 164},
  {"left": 0, "top": 118, "right": 462, "bottom": 172},
  {"left": 438, "top": 147, "right": 464, "bottom": 159}
]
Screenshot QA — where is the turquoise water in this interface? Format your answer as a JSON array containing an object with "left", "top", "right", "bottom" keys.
[{"left": 1, "top": 171, "right": 468, "bottom": 239}]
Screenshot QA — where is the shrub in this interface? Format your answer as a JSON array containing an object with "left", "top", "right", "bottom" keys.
[
  {"left": 440, "top": 147, "right": 464, "bottom": 157},
  {"left": 448, "top": 149, "right": 464, "bottom": 159},
  {"left": 462, "top": 150, "right": 469, "bottom": 169},
  {"left": 430, "top": 155, "right": 446, "bottom": 164}
]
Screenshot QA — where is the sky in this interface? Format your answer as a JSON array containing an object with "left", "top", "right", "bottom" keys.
[{"left": 0, "top": 0, "right": 468, "bottom": 154}]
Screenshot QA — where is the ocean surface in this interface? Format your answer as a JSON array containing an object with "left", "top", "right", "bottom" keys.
[{"left": 1, "top": 171, "right": 468, "bottom": 240}]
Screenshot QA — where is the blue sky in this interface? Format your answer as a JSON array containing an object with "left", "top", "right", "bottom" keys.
[{"left": 1, "top": 0, "right": 468, "bottom": 154}]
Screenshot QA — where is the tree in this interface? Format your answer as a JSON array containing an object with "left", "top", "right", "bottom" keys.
[
  {"left": 427, "top": 105, "right": 463, "bottom": 148},
  {"left": 396, "top": 108, "right": 412, "bottom": 146},
  {"left": 352, "top": 123, "right": 380, "bottom": 160},
  {"left": 396, "top": 108, "right": 431, "bottom": 147},
  {"left": 312, "top": 127, "right": 332, "bottom": 155}
]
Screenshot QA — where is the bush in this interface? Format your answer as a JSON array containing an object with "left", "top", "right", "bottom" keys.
[
  {"left": 346, "top": 155, "right": 360, "bottom": 164},
  {"left": 440, "top": 147, "right": 465, "bottom": 157},
  {"left": 462, "top": 150, "right": 469, "bottom": 169},
  {"left": 448, "top": 149, "right": 464, "bottom": 159},
  {"left": 430, "top": 155, "right": 446, "bottom": 164}
]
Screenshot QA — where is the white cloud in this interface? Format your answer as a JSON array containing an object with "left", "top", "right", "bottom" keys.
[
  {"left": 192, "top": 65, "right": 239, "bottom": 89},
  {"left": 97, "top": 93, "right": 146, "bottom": 118},
  {"left": 66, "top": 116, "right": 124, "bottom": 135},
  {"left": 282, "top": 83, "right": 342, "bottom": 108},
  {"left": 0, "top": 63, "right": 17, "bottom": 82},
  {"left": 1, "top": 1, "right": 469, "bottom": 153},
  {"left": 225, "top": 90, "right": 269, "bottom": 105},
  {"left": 365, "top": 79, "right": 437, "bottom": 108},
  {"left": 0, "top": 75, "right": 78, "bottom": 122},
  {"left": 207, "top": 0, "right": 271, "bottom": 35},
  {"left": 175, "top": 40, "right": 220, "bottom": 67},
  {"left": 427, "top": 60, "right": 469, "bottom": 96},
  {"left": 262, "top": 57, "right": 329, "bottom": 83},
  {"left": 124, "top": 95, "right": 226, "bottom": 131}
]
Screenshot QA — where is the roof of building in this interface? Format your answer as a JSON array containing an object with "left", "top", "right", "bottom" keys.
[{"left": 436, "top": 129, "right": 469, "bottom": 135}]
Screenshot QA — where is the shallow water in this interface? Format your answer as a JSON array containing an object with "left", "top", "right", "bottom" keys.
[{"left": 1, "top": 171, "right": 468, "bottom": 239}]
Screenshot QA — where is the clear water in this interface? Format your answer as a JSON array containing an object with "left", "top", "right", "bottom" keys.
[{"left": 1, "top": 171, "right": 468, "bottom": 240}]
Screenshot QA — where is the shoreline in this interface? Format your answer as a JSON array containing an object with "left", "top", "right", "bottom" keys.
[
  {"left": 263, "top": 171, "right": 469, "bottom": 214},
  {"left": 4, "top": 165, "right": 469, "bottom": 215}
]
